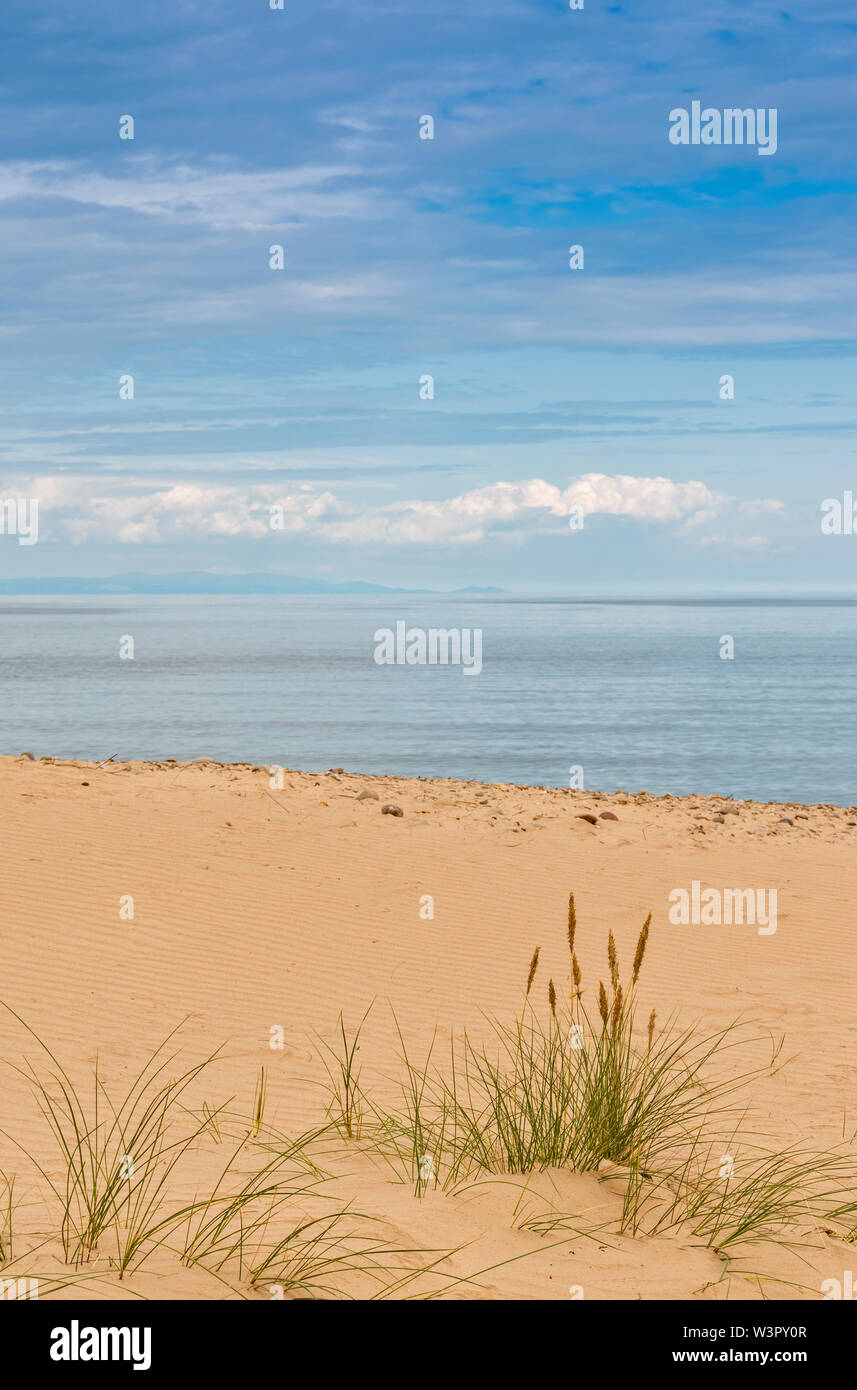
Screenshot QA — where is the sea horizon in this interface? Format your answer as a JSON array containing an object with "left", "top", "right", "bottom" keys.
[{"left": 3, "top": 592, "right": 855, "bottom": 807}]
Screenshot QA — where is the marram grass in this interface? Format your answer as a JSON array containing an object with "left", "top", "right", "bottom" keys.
[
  {"left": 3, "top": 893, "right": 857, "bottom": 1298},
  {"left": 0, "top": 1008, "right": 435, "bottom": 1298},
  {"left": 324, "top": 893, "right": 857, "bottom": 1255},
  {"left": 0, "top": 1007, "right": 508, "bottom": 1300}
]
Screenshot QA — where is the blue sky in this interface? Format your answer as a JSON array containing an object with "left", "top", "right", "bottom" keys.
[{"left": 1, "top": 0, "right": 856, "bottom": 591}]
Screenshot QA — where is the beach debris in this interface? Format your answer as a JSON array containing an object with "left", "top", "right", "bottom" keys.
[
  {"left": 18, "top": 751, "right": 35, "bottom": 760},
  {"left": 381, "top": 803, "right": 403, "bottom": 817},
  {"left": 356, "top": 789, "right": 379, "bottom": 801},
  {"left": 576, "top": 813, "right": 598, "bottom": 825}
]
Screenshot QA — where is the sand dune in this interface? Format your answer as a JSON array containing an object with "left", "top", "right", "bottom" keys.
[{"left": 1, "top": 754, "right": 855, "bottom": 1300}]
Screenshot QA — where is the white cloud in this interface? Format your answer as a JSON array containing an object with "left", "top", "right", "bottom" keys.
[
  {"left": 3, "top": 470, "right": 781, "bottom": 550},
  {"left": 321, "top": 474, "right": 726, "bottom": 545},
  {"left": 21, "top": 477, "right": 343, "bottom": 544},
  {"left": 0, "top": 158, "right": 376, "bottom": 231}
]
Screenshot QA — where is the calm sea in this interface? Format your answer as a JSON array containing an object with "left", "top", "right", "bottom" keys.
[{"left": 1, "top": 595, "right": 855, "bottom": 806}]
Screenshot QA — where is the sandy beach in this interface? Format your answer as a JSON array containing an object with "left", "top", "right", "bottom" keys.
[{"left": 1, "top": 753, "right": 855, "bottom": 1300}]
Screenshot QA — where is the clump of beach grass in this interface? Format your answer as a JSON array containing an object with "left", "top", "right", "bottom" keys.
[
  {"left": 333, "top": 897, "right": 769, "bottom": 1185},
  {"left": 0, "top": 1006, "right": 228, "bottom": 1271},
  {"left": 316, "top": 1007, "right": 372, "bottom": 1143},
  {"left": 0, "top": 1005, "right": 462, "bottom": 1299},
  {"left": 323, "top": 894, "right": 857, "bottom": 1256}
]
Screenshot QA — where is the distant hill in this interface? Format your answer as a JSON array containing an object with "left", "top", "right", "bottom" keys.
[{"left": 0, "top": 573, "right": 504, "bottom": 596}]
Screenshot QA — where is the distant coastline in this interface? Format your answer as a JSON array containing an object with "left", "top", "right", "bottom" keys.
[
  {"left": 0, "top": 573, "right": 504, "bottom": 596},
  {"left": 1, "top": 577, "right": 856, "bottom": 602}
]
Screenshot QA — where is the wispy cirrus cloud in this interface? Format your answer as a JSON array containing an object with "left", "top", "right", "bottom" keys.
[
  {"left": 0, "top": 157, "right": 378, "bottom": 231},
  {"left": 3, "top": 153, "right": 854, "bottom": 346},
  {"left": 0, "top": 0, "right": 849, "bottom": 587}
]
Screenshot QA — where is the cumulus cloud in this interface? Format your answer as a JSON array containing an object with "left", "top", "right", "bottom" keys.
[
  {"left": 321, "top": 474, "right": 726, "bottom": 545},
  {"left": 3, "top": 471, "right": 782, "bottom": 550},
  {"left": 22, "top": 476, "right": 344, "bottom": 545}
]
